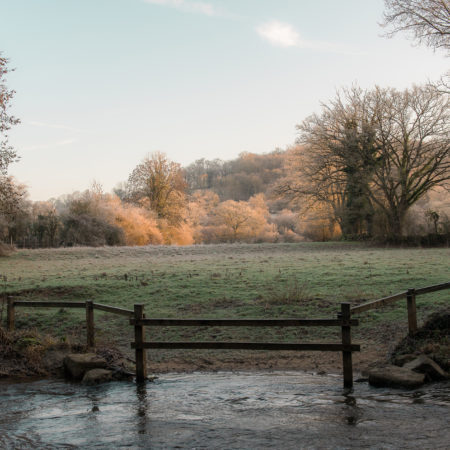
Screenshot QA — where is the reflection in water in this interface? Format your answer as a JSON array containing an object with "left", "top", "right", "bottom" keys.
[
  {"left": 136, "top": 382, "right": 149, "bottom": 435},
  {"left": 343, "top": 394, "right": 360, "bottom": 425},
  {"left": 0, "top": 372, "right": 449, "bottom": 449}
]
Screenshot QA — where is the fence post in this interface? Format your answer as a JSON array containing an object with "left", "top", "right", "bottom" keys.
[
  {"left": 86, "top": 300, "right": 95, "bottom": 348},
  {"left": 6, "top": 297, "right": 15, "bottom": 331},
  {"left": 406, "top": 288, "right": 417, "bottom": 335},
  {"left": 134, "top": 304, "right": 147, "bottom": 382},
  {"left": 340, "top": 303, "right": 353, "bottom": 389}
]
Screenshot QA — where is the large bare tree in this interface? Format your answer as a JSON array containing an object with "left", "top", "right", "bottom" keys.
[
  {"left": 369, "top": 84, "right": 449, "bottom": 236},
  {"left": 278, "top": 87, "right": 378, "bottom": 238},
  {"left": 382, "top": 0, "right": 450, "bottom": 53},
  {"left": 280, "top": 84, "right": 450, "bottom": 238}
]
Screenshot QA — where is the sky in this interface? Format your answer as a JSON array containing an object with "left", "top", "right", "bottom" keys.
[{"left": 1, "top": 0, "right": 448, "bottom": 200}]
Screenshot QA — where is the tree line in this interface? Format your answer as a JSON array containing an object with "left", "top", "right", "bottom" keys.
[{"left": 3, "top": 137, "right": 449, "bottom": 248}]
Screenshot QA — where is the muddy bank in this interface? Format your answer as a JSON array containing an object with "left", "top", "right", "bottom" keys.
[
  {"left": 0, "top": 327, "right": 133, "bottom": 380},
  {"left": 390, "top": 308, "right": 450, "bottom": 371},
  {"left": 143, "top": 346, "right": 387, "bottom": 375},
  {"left": 0, "top": 328, "right": 389, "bottom": 381}
]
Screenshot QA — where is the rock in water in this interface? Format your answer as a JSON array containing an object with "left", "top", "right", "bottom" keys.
[
  {"left": 403, "top": 355, "right": 449, "bottom": 381},
  {"left": 63, "top": 353, "right": 107, "bottom": 380},
  {"left": 82, "top": 369, "right": 113, "bottom": 385},
  {"left": 368, "top": 365, "right": 425, "bottom": 389}
]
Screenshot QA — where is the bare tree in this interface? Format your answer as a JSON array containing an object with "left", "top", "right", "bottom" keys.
[
  {"left": 431, "top": 72, "right": 450, "bottom": 94},
  {"left": 369, "top": 84, "right": 449, "bottom": 237},
  {"left": 280, "top": 84, "right": 450, "bottom": 239},
  {"left": 382, "top": 0, "right": 450, "bottom": 53},
  {"left": 277, "top": 145, "right": 347, "bottom": 234},
  {"left": 278, "top": 87, "right": 378, "bottom": 238},
  {"left": 203, "top": 195, "right": 276, "bottom": 243},
  {"left": 0, "top": 177, "right": 29, "bottom": 243},
  {"left": 0, "top": 55, "right": 22, "bottom": 247},
  {"left": 0, "top": 54, "right": 20, "bottom": 174},
  {"left": 0, "top": 176, "right": 26, "bottom": 216},
  {"left": 127, "top": 152, "right": 187, "bottom": 226}
]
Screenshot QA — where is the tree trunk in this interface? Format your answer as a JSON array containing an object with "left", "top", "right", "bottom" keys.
[{"left": 387, "top": 208, "right": 407, "bottom": 240}]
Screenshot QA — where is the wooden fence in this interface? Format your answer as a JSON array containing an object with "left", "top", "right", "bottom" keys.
[
  {"left": 4, "top": 280, "right": 448, "bottom": 388},
  {"left": 5, "top": 298, "right": 359, "bottom": 388},
  {"left": 350, "top": 282, "right": 450, "bottom": 335},
  {"left": 130, "top": 303, "right": 359, "bottom": 388}
]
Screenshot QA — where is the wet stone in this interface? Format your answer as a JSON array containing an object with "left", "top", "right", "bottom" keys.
[
  {"left": 368, "top": 365, "right": 425, "bottom": 389},
  {"left": 82, "top": 369, "right": 113, "bottom": 385},
  {"left": 392, "top": 354, "right": 417, "bottom": 367},
  {"left": 63, "top": 353, "right": 107, "bottom": 380},
  {"left": 403, "top": 355, "right": 449, "bottom": 381}
]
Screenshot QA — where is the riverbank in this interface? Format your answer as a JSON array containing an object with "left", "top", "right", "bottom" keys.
[
  {"left": 390, "top": 308, "right": 450, "bottom": 371},
  {"left": 0, "top": 327, "right": 133, "bottom": 380},
  {"left": 2, "top": 308, "right": 448, "bottom": 381}
]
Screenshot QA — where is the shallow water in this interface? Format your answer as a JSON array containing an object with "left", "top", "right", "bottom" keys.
[{"left": 1, "top": 372, "right": 449, "bottom": 449}]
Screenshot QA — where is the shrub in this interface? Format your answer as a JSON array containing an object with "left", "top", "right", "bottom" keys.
[{"left": 61, "top": 214, "right": 125, "bottom": 247}]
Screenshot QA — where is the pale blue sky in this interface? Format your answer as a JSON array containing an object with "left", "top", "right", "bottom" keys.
[{"left": 1, "top": 0, "right": 448, "bottom": 200}]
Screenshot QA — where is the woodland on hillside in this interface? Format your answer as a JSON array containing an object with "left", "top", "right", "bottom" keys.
[{"left": 2, "top": 144, "right": 449, "bottom": 248}]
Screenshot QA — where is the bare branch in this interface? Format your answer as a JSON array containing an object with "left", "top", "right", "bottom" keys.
[{"left": 382, "top": 0, "right": 450, "bottom": 54}]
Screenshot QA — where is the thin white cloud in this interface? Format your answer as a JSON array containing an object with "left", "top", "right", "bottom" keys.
[
  {"left": 256, "top": 21, "right": 301, "bottom": 48},
  {"left": 143, "top": 0, "right": 217, "bottom": 16},
  {"left": 23, "top": 139, "right": 77, "bottom": 151},
  {"left": 28, "top": 121, "right": 85, "bottom": 133},
  {"left": 256, "top": 20, "right": 364, "bottom": 56}
]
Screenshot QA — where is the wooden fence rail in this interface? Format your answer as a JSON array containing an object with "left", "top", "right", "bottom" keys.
[
  {"left": 131, "top": 302, "right": 359, "bottom": 388},
  {"left": 350, "top": 281, "right": 450, "bottom": 335},
  {"left": 93, "top": 303, "right": 134, "bottom": 317},
  {"left": 130, "top": 318, "right": 359, "bottom": 327},
  {"left": 415, "top": 282, "right": 450, "bottom": 295},
  {"left": 5, "top": 298, "right": 133, "bottom": 348}
]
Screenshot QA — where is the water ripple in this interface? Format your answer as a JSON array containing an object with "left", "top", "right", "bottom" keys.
[{"left": 1, "top": 372, "right": 449, "bottom": 448}]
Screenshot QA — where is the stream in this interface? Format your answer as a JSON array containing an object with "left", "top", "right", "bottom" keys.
[{"left": 1, "top": 371, "right": 449, "bottom": 449}]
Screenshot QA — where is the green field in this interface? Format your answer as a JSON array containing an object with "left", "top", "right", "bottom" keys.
[{"left": 1, "top": 243, "right": 448, "bottom": 370}]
